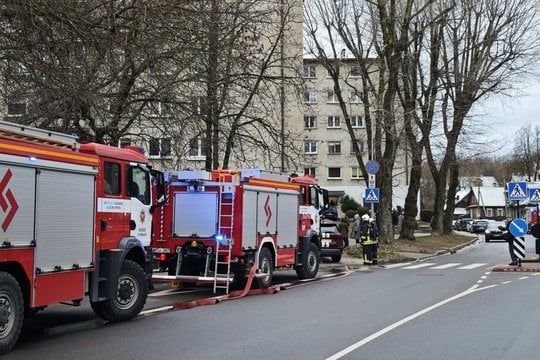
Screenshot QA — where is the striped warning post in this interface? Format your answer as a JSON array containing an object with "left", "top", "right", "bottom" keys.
[{"left": 513, "top": 236, "right": 526, "bottom": 259}]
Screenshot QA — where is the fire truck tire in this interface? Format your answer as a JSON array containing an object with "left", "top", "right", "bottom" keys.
[
  {"left": 0, "top": 272, "right": 24, "bottom": 355},
  {"left": 296, "top": 242, "right": 319, "bottom": 279},
  {"left": 256, "top": 247, "right": 273, "bottom": 289},
  {"left": 91, "top": 260, "right": 148, "bottom": 322}
]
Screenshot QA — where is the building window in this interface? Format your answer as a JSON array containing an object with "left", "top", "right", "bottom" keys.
[
  {"left": 6, "top": 99, "right": 26, "bottom": 116},
  {"left": 327, "top": 90, "right": 338, "bottom": 103},
  {"left": 304, "top": 140, "right": 317, "bottom": 154},
  {"left": 350, "top": 93, "right": 361, "bottom": 103},
  {"left": 327, "top": 116, "right": 340, "bottom": 128},
  {"left": 304, "top": 115, "right": 317, "bottom": 129},
  {"left": 497, "top": 208, "right": 504, "bottom": 217},
  {"left": 328, "top": 167, "right": 341, "bottom": 179},
  {"left": 149, "top": 137, "right": 171, "bottom": 158},
  {"left": 304, "top": 90, "right": 317, "bottom": 104},
  {"left": 303, "top": 65, "right": 316, "bottom": 78},
  {"left": 188, "top": 136, "right": 206, "bottom": 160},
  {"left": 350, "top": 66, "right": 362, "bottom": 77},
  {"left": 351, "top": 140, "right": 365, "bottom": 154},
  {"left": 304, "top": 167, "right": 316, "bottom": 177},
  {"left": 328, "top": 141, "right": 341, "bottom": 155},
  {"left": 350, "top": 115, "right": 363, "bottom": 128},
  {"left": 191, "top": 96, "right": 206, "bottom": 115},
  {"left": 143, "top": 100, "right": 170, "bottom": 118},
  {"left": 485, "top": 208, "right": 493, "bottom": 217},
  {"left": 351, "top": 166, "right": 362, "bottom": 179}
]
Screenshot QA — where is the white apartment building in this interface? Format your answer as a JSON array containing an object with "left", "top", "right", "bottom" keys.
[{"left": 295, "top": 58, "right": 410, "bottom": 208}]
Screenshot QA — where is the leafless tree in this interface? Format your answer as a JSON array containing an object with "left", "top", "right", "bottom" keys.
[
  {"left": 305, "top": 0, "right": 438, "bottom": 242},
  {"left": 513, "top": 124, "right": 540, "bottom": 182},
  {"left": 0, "top": 0, "right": 303, "bottom": 171},
  {"left": 428, "top": 0, "right": 539, "bottom": 235}
]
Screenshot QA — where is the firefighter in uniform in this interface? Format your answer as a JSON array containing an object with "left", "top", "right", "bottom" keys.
[
  {"left": 369, "top": 218, "right": 379, "bottom": 265},
  {"left": 360, "top": 214, "right": 372, "bottom": 264}
]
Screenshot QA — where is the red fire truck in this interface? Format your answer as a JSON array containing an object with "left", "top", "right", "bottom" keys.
[
  {"left": 152, "top": 169, "right": 330, "bottom": 292},
  {"left": 0, "top": 120, "right": 164, "bottom": 354}
]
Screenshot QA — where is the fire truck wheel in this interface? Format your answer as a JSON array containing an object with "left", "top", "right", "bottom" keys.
[
  {"left": 0, "top": 272, "right": 24, "bottom": 355},
  {"left": 256, "top": 247, "right": 273, "bottom": 289},
  {"left": 296, "top": 242, "right": 319, "bottom": 279},
  {"left": 91, "top": 260, "right": 148, "bottom": 322}
]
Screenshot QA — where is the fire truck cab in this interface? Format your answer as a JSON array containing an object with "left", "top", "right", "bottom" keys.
[
  {"left": 0, "top": 120, "right": 164, "bottom": 354},
  {"left": 152, "top": 169, "right": 330, "bottom": 292}
]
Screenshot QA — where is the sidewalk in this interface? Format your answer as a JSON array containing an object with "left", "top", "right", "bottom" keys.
[{"left": 323, "top": 237, "right": 540, "bottom": 272}]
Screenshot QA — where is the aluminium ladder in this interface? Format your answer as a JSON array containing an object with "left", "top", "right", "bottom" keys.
[{"left": 213, "top": 185, "right": 235, "bottom": 293}]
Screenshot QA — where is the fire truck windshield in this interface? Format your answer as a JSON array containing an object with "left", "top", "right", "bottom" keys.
[{"left": 128, "top": 165, "right": 150, "bottom": 205}]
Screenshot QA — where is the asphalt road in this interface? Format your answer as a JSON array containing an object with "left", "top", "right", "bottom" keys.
[{"left": 5, "top": 239, "right": 540, "bottom": 360}]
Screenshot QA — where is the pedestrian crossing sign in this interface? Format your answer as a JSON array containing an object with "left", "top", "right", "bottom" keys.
[
  {"left": 364, "top": 187, "right": 379, "bottom": 204},
  {"left": 529, "top": 188, "right": 540, "bottom": 203},
  {"left": 507, "top": 181, "right": 527, "bottom": 201}
]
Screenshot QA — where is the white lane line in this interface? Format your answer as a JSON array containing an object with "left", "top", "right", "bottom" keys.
[
  {"left": 140, "top": 305, "right": 174, "bottom": 316},
  {"left": 518, "top": 276, "right": 529, "bottom": 280},
  {"left": 430, "top": 263, "right": 462, "bottom": 269},
  {"left": 458, "top": 263, "right": 487, "bottom": 270},
  {"left": 402, "top": 263, "right": 437, "bottom": 269},
  {"left": 326, "top": 284, "right": 480, "bottom": 360},
  {"left": 501, "top": 281, "right": 512, "bottom": 284}
]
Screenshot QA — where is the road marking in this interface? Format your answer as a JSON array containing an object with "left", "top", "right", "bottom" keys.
[
  {"left": 149, "top": 288, "right": 208, "bottom": 297},
  {"left": 402, "top": 263, "right": 436, "bottom": 269},
  {"left": 326, "top": 284, "right": 481, "bottom": 360},
  {"left": 430, "top": 263, "right": 461, "bottom": 269},
  {"left": 518, "top": 276, "right": 529, "bottom": 280},
  {"left": 458, "top": 263, "right": 487, "bottom": 270}
]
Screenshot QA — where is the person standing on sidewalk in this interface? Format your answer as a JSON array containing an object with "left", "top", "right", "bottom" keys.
[
  {"left": 351, "top": 214, "right": 361, "bottom": 245},
  {"left": 337, "top": 214, "right": 350, "bottom": 248}
]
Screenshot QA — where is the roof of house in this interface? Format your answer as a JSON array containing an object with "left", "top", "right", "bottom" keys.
[{"left": 470, "top": 187, "right": 506, "bottom": 207}]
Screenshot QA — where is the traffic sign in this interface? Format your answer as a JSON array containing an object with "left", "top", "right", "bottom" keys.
[
  {"left": 529, "top": 188, "right": 540, "bottom": 203},
  {"left": 507, "top": 182, "right": 527, "bottom": 201},
  {"left": 364, "top": 188, "right": 379, "bottom": 204},
  {"left": 368, "top": 174, "right": 376, "bottom": 188},
  {"left": 365, "top": 160, "right": 380, "bottom": 175},
  {"left": 509, "top": 218, "right": 528, "bottom": 237}
]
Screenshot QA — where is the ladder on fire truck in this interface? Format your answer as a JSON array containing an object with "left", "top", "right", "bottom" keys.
[
  {"left": 213, "top": 184, "right": 235, "bottom": 293},
  {"left": 0, "top": 120, "right": 78, "bottom": 150}
]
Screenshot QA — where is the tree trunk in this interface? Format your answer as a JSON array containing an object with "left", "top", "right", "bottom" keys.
[{"left": 400, "top": 148, "right": 422, "bottom": 240}]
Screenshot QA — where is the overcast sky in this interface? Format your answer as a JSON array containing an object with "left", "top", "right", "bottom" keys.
[{"left": 471, "top": 79, "right": 540, "bottom": 156}]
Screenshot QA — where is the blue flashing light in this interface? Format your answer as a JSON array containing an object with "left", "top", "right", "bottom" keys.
[{"left": 28, "top": 156, "right": 37, "bottom": 162}]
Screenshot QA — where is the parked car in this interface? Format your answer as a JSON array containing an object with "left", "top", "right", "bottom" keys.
[
  {"left": 319, "top": 220, "right": 345, "bottom": 262},
  {"left": 454, "top": 218, "right": 473, "bottom": 231},
  {"left": 484, "top": 220, "right": 507, "bottom": 242},
  {"left": 470, "top": 219, "right": 489, "bottom": 233},
  {"left": 321, "top": 205, "right": 338, "bottom": 221}
]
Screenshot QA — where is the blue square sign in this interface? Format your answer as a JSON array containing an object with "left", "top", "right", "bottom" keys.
[
  {"left": 364, "top": 188, "right": 379, "bottom": 204},
  {"left": 507, "top": 182, "right": 527, "bottom": 201}
]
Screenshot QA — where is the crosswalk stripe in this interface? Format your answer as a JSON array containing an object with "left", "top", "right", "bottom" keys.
[
  {"left": 457, "top": 263, "right": 487, "bottom": 270},
  {"left": 402, "top": 263, "right": 437, "bottom": 269},
  {"left": 430, "top": 263, "right": 462, "bottom": 269}
]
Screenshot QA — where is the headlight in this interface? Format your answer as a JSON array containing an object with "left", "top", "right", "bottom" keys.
[{"left": 485, "top": 230, "right": 491, "bottom": 234}]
